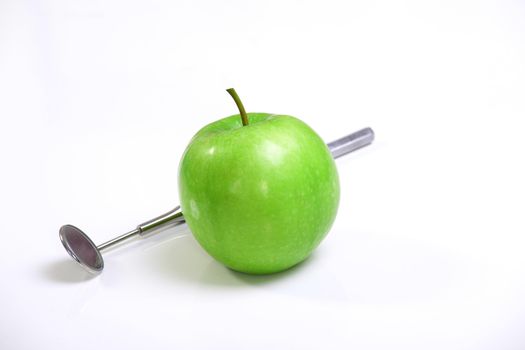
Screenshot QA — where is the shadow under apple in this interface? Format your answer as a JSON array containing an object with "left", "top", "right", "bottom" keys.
[{"left": 145, "top": 226, "right": 317, "bottom": 287}]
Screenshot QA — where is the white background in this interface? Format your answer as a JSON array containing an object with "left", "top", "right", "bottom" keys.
[{"left": 1, "top": 0, "right": 525, "bottom": 349}]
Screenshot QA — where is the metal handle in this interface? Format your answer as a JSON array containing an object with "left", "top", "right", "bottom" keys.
[
  {"left": 97, "top": 206, "right": 184, "bottom": 253},
  {"left": 327, "top": 127, "right": 375, "bottom": 159},
  {"left": 137, "top": 206, "right": 184, "bottom": 235}
]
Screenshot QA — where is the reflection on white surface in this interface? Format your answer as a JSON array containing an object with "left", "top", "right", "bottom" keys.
[{"left": 43, "top": 260, "right": 97, "bottom": 284}]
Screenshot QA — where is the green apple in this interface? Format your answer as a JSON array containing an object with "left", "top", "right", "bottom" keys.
[{"left": 178, "top": 89, "right": 339, "bottom": 274}]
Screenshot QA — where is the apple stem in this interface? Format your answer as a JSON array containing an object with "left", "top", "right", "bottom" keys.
[{"left": 226, "top": 88, "right": 249, "bottom": 126}]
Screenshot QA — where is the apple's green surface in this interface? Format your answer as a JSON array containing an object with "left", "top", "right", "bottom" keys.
[{"left": 178, "top": 113, "right": 340, "bottom": 274}]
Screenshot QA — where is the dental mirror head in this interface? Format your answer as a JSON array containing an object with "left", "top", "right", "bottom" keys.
[{"left": 59, "top": 224, "right": 104, "bottom": 273}]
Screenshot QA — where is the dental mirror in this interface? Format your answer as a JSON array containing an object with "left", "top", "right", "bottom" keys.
[{"left": 59, "top": 127, "right": 374, "bottom": 274}]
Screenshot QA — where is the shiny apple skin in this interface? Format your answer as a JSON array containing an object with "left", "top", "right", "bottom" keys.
[{"left": 178, "top": 113, "right": 340, "bottom": 274}]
